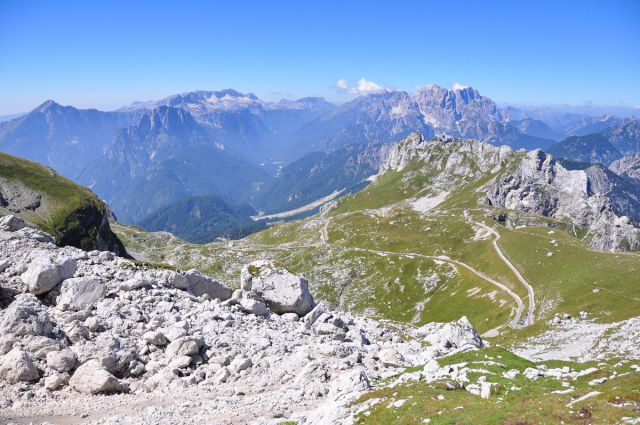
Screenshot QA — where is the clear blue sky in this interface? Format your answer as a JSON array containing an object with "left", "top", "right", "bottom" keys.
[{"left": 1, "top": 0, "right": 639, "bottom": 114}]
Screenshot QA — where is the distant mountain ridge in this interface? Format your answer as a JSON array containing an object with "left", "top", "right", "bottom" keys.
[
  {"left": 290, "top": 85, "right": 555, "bottom": 153},
  {"left": 79, "top": 106, "right": 270, "bottom": 224},
  {"left": 1, "top": 85, "right": 637, "bottom": 244},
  {"left": 0, "top": 100, "right": 142, "bottom": 179},
  {"left": 546, "top": 120, "right": 640, "bottom": 166},
  {"left": 139, "top": 195, "right": 264, "bottom": 243}
]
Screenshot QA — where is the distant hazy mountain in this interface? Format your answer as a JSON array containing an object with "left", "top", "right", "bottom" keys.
[
  {"left": 545, "top": 120, "right": 639, "bottom": 166},
  {"left": 0, "top": 100, "right": 141, "bottom": 179},
  {"left": 121, "top": 89, "right": 335, "bottom": 164},
  {"left": 290, "top": 91, "right": 432, "bottom": 155},
  {"left": 0, "top": 112, "right": 26, "bottom": 123},
  {"left": 507, "top": 118, "right": 563, "bottom": 141},
  {"left": 79, "top": 106, "right": 270, "bottom": 224},
  {"left": 291, "top": 85, "right": 554, "bottom": 153},
  {"left": 139, "top": 195, "right": 264, "bottom": 243},
  {"left": 503, "top": 106, "right": 628, "bottom": 139},
  {"left": 253, "top": 142, "right": 391, "bottom": 214},
  {"left": 547, "top": 133, "right": 622, "bottom": 166},
  {"left": 604, "top": 120, "right": 640, "bottom": 155}
]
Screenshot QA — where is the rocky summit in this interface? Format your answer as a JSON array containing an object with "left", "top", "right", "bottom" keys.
[{"left": 0, "top": 216, "right": 483, "bottom": 424}]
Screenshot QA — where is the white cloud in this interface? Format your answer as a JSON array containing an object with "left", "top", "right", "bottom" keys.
[
  {"left": 452, "top": 82, "right": 469, "bottom": 91},
  {"left": 336, "top": 78, "right": 387, "bottom": 95}
]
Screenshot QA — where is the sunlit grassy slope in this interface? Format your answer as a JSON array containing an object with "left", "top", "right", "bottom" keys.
[
  {"left": 0, "top": 152, "right": 125, "bottom": 252},
  {"left": 113, "top": 138, "right": 640, "bottom": 339}
]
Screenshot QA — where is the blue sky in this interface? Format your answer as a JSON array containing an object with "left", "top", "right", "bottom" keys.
[{"left": 0, "top": 0, "right": 638, "bottom": 114}]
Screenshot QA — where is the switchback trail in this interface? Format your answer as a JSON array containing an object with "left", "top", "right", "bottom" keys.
[{"left": 471, "top": 220, "right": 536, "bottom": 326}]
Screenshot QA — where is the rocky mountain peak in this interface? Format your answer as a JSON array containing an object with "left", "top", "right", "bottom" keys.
[
  {"left": 484, "top": 148, "right": 640, "bottom": 251},
  {"left": 610, "top": 153, "right": 640, "bottom": 180},
  {"left": 33, "top": 99, "right": 62, "bottom": 113},
  {"left": 141, "top": 106, "right": 199, "bottom": 135},
  {"left": 31, "top": 100, "right": 70, "bottom": 117}
]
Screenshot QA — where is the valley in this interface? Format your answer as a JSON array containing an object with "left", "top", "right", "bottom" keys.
[{"left": 2, "top": 80, "right": 640, "bottom": 425}]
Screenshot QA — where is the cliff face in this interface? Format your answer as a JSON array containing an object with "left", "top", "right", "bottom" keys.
[
  {"left": 54, "top": 201, "right": 127, "bottom": 255},
  {"left": 0, "top": 153, "right": 127, "bottom": 256},
  {"left": 483, "top": 150, "right": 640, "bottom": 251}
]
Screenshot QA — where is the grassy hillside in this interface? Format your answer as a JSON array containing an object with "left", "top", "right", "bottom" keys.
[
  {"left": 113, "top": 137, "right": 640, "bottom": 341},
  {"left": 0, "top": 152, "right": 126, "bottom": 253},
  {"left": 353, "top": 347, "right": 640, "bottom": 424}
]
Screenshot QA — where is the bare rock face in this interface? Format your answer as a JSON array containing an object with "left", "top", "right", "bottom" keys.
[
  {"left": 610, "top": 153, "right": 640, "bottom": 181},
  {"left": 417, "top": 316, "right": 484, "bottom": 350},
  {"left": 69, "top": 359, "right": 119, "bottom": 394},
  {"left": 483, "top": 149, "right": 640, "bottom": 251},
  {"left": 20, "top": 254, "right": 77, "bottom": 295},
  {"left": 0, "top": 348, "right": 40, "bottom": 384},
  {"left": 184, "top": 270, "right": 232, "bottom": 301},
  {"left": 0, "top": 294, "right": 54, "bottom": 337},
  {"left": 57, "top": 277, "right": 105, "bottom": 311},
  {"left": 241, "top": 260, "right": 315, "bottom": 316},
  {"left": 0, "top": 215, "right": 27, "bottom": 232}
]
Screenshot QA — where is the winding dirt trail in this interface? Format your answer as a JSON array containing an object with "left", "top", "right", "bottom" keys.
[
  {"left": 470, "top": 220, "right": 536, "bottom": 326},
  {"left": 318, "top": 216, "right": 527, "bottom": 328}
]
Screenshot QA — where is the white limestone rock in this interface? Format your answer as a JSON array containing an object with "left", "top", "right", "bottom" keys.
[
  {"left": 239, "top": 298, "right": 269, "bottom": 316},
  {"left": 417, "top": 316, "right": 483, "bottom": 350},
  {"left": 44, "top": 372, "right": 70, "bottom": 391},
  {"left": 185, "top": 270, "right": 232, "bottom": 301},
  {"left": 0, "top": 294, "right": 54, "bottom": 336},
  {"left": 21, "top": 255, "right": 77, "bottom": 295},
  {"left": 46, "top": 349, "right": 77, "bottom": 373},
  {"left": 69, "top": 359, "right": 119, "bottom": 394},
  {"left": 0, "top": 348, "right": 40, "bottom": 384},
  {"left": 241, "top": 260, "right": 315, "bottom": 316},
  {"left": 0, "top": 215, "right": 27, "bottom": 232},
  {"left": 57, "top": 276, "right": 105, "bottom": 311},
  {"left": 165, "top": 336, "right": 203, "bottom": 359},
  {"left": 143, "top": 330, "right": 168, "bottom": 346}
]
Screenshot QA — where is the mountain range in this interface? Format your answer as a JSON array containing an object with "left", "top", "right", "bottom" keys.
[{"left": 0, "top": 85, "right": 637, "bottom": 243}]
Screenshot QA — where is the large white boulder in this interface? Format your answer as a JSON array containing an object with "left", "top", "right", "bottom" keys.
[
  {"left": 46, "top": 349, "right": 77, "bottom": 373},
  {"left": 184, "top": 270, "right": 232, "bottom": 301},
  {"left": 0, "top": 215, "right": 27, "bottom": 232},
  {"left": 241, "top": 260, "right": 315, "bottom": 316},
  {"left": 0, "top": 348, "right": 40, "bottom": 384},
  {"left": 416, "top": 316, "right": 483, "bottom": 350},
  {"left": 57, "top": 277, "right": 105, "bottom": 311},
  {"left": 165, "top": 271, "right": 189, "bottom": 289},
  {"left": 69, "top": 359, "right": 119, "bottom": 394},
  {"left": 0, "top": 294, "right": 54, "bottom": 336},
  {"left": 21, "top": 255, "right": 77, "bottom": 295},
  {"left": 165, "top": 336, "right": 203, "bottom": 360}
]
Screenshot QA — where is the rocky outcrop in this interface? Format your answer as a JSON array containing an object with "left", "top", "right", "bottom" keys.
[
  {"left": 0, "top": 348, "right": 40, "bottom": 384},
  {"left": 380, "top": 133, "right": 640, "bottom": 251},
  {"left": 483, "top": 149, "right": 640, "bottom": 251},
  {"left": 610, "top": 153, "right": 640, "bottom": 181},
  {"left": 0, "top": 217, "right": 483, "bottom": 423},
  {"left": 241, "top": 260, "right": 315, "bottom": 316},
  {"left": 0, "top": 150, "right": 129, "bottom": 256},
  {"left": 57, "top": 277, "right": 105, "bottom": 311},
  {"left": 69, "top": 359, "right": 119, "bottom": 394},
  {"left": 20, "top": 254, "right": 77, "bottom": 295}
]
